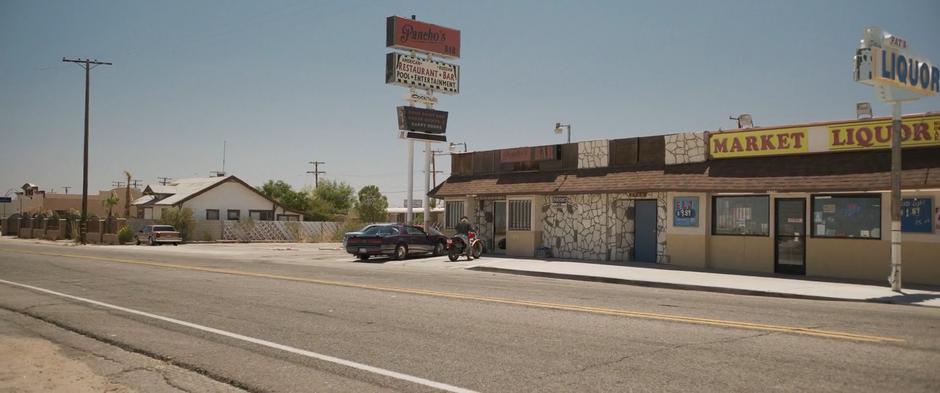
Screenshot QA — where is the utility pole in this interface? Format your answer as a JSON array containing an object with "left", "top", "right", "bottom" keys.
[
  {"left": 62, "top": 186, "right": 71, "bottom": 194},
  {"left": 129, "top": 179, "right": 142, "bottom": 189},
  {"left": 307, "top": 161, "right": 326, "bottom": 187},
  {"left": 112, "top": 181, "right": 125, "bottom": 188},
  {"left": 158, "top": 177, "right": 172, "bottom": 186},
  {"left": 63, "top": 57, "right": 111, "bottom": 245}
]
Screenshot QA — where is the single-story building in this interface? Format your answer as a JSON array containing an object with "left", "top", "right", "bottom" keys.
[
  {"left": 386, "top": 206, "right": 445, "bottom": 228},
  {"left": 132, "top": 175, "right": 304, "bottom": 221},
  {"left": 13, "top": 183, "right": 141, "bottom": 218},
  {"left": 431, "top": 112, "right": 940, "bottom": 285}
]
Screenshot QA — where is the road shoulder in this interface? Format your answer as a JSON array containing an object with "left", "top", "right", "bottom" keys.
[{"left": 0, "top": 308, "right": 246, "bottom": 393}]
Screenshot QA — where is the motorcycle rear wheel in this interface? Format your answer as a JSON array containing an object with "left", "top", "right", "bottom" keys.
[{"left": 447, "top": 247, "right": 459, "bottom": 262}]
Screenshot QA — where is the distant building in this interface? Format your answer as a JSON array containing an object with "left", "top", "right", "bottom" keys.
[
  {"left": 14, "top": 182, "right": 140, "bottom": 218},
  {"left": 386, "top": 206, "right": 444, "bottom": 228},
  {"left": 132, "top": 175, "right": 303, "bottom": 221}
]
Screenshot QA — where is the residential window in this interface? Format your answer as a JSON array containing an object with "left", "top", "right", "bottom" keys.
[
  {"left": 249, "top": 210, "right": 274, "bottom": 221},
  {"left": 712, "top": 196, "right": 769, "bottom": 236},
  {"left": 811, "top": 194, "right": 881, "bottom": 239},
  {"left": 445, "top": 201, "right": 464, "bottom": 229},
  {"left": 277, "top": 214, "right": 300, "bottom": 221},
  {"left": 206, "top": 209, "right": 220, "bottom": 220},
  {"left": 227, "top": 209, "right": 240, "bottom": 220},
  {"left": 508, "top": 199, "right": 532, "bottom": 231}
]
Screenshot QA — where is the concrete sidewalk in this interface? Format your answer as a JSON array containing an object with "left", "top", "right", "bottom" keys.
[{"left": 468, "top": 257, "right": 940, "bottom": 307}]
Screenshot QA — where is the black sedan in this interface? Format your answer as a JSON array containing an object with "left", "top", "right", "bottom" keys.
[{"left": 345, "top": 223, "right": 447, "bottom": 261}]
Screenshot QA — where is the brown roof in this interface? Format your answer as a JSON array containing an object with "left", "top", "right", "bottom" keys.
[{"left": 431, "top": 147, "right": 940, "bottom": 197}]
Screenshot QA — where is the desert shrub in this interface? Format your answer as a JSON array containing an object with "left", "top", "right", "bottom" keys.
[
  {"left": 117, "top": 226, "right": 134, "bottom": 245},
  {"left": 159, "top": 207, "right": 195, "bottom": 241}
]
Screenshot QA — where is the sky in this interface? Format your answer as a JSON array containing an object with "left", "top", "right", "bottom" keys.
[{"left": 2, "top": 0, "right": 939, "bottom": 207}]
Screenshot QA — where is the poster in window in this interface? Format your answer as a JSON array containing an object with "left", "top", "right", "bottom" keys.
[
  {"left": 901, "top": 198, "right": 933, "bottom": 233},
  {"left": 673, "top": 197, "right": 699, "bottom": 227}
]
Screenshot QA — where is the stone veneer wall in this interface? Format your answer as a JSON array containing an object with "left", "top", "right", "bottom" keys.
[
  {"left": 664, "top": 132, "right": 707, "bottom": 165},
  {"left": 577, "top": 140, "right": 609, "bottom": 169},
  {"left": 540, "top": 193, "right": 668, "bottom": 263}
]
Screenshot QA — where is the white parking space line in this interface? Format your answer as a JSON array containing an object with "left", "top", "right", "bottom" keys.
[{"left": 0, "top": 278, "right": 478, "bottom": 393}]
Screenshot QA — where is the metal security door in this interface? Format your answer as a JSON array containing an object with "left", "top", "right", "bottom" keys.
[
  {"left": 775, "top": 199, "right": 806, "bottom": 275},
  {"left": 635, "top": 200, "right": 658, "bottom": 263}
]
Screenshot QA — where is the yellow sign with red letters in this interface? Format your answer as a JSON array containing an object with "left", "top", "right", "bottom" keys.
[{"left": 709, "top": 114, "right": 940, "bottom": 159}]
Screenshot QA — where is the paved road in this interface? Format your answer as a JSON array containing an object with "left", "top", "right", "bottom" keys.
[{"left": 1, "top": 239, "right": 938, "bottom": 392}]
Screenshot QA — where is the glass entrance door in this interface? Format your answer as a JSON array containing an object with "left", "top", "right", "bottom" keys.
[{"left": 775, "top": 198, "right": 806, "bottom": 275}]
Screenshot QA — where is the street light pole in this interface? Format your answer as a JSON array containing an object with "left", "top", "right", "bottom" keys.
[
  {"left": 63, "top": 58, "right": 111, "bottom": 245},
  {"left": 554, "top": 123, "right": 571, "bottom": 143}
]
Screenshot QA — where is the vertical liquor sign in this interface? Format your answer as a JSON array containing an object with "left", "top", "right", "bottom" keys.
[
  {"left": 385, "top": 16, "right": 461, "bottom": 226},
  {"left": 854, "top": 26, "right": 937, "bottom": 290}
]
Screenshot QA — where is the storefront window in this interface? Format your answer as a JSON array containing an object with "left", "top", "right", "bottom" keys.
[
  {"left": 508, "top": 200, "right": 532, "bottom": 231},
  {"left": 445, "top": 201, "right": 464, "bottom": 229},
  {"left": 712, "top": 196, "right": 769, "bottom": 236},
  {"left": 811, "top": 195, "right": 881, "bottom": 239}
]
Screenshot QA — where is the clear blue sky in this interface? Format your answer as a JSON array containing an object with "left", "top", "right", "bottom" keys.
[{"left": 2, "top": 0, "right": 939, "bottom": 205}]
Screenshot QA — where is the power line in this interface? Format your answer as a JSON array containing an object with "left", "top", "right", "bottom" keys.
[
  {"left": 62, "top": 186, "right": 71, "bottom": 194},
  {"left": 157, "top": 177, "right": 172, "bottom": 186},
  {"left": 129, "top": 179, "right": 142, "bottom": 189}
]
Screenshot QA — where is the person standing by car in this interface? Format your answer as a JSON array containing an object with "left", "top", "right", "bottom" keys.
[{"left": 455, "top": 216, "right": 473, "bottom": 255}]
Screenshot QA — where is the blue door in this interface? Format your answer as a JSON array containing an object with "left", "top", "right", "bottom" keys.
[{"left": 635, "top": 200, "right": 658, "bottom": 263}]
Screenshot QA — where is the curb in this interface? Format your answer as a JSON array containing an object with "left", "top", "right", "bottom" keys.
[{"left": 467, "top": 266, "right": 914, "bottom": 305}]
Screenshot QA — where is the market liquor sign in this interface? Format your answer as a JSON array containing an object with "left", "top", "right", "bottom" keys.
[
  {"left": 397, "top": 106, "right": 448, "bottom": 134},
  {"left": 855, "top": 27, "right": 938, "bottom": 99},
  {"left": 709, "top": 114, "right": 940, "bottom": 159},
  {"left": 386, "top": 16, "right": 460, "bottom": 59},
  {"left": 386, "top": 53, "right": 459, "bottom": 95},
  {"left": 709, "top": 128, "right": 809, "bottom": 158},
  {"left": 829, "top": 114, "right": 940, "bottom": 151}
]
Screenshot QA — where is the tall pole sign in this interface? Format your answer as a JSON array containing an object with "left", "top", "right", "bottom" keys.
[
  {"left": 386, "top": 15, "right": 461, "bottom": 228},
  {"left": 854, "top": 26, "right": 937, "bottom": 291}
]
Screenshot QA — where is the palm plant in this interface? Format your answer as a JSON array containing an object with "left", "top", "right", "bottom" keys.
[{"left": 103, "top": 192, "right": 119, "bottom": 218}]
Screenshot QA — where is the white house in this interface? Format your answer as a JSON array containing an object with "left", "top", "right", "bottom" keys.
[{"left": 132, "top": 175, "right": 303, "bottom": 221}]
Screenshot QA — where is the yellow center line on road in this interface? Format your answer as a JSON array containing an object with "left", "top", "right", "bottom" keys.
[{"left": 0, "top": 247, "right": 904, "bottom": 343}]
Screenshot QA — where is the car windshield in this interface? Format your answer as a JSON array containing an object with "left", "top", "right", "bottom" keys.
[
  {"left": 362, "top": 225, "right": 398, "bottom": 236},
  {"left": 153, "top": 225, "right": 176, "bottom": 232}
]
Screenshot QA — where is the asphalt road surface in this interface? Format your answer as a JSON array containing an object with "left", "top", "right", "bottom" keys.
[{"left": 1, "top": 239, "right": 938, "bottom": 392}]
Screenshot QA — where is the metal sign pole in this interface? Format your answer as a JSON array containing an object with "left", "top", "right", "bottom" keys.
[
  {"left": 407, "top": 139, "right": 415, "bottom": 224},
  {"left": 424, "top": 141, "right": 432, "bottom": 229},
  {"left": 889, "top": 101, "right": 902, "bottom": 291}
]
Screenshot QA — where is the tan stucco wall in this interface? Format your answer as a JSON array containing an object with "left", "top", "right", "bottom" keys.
[
  {"left": 708, "top": 235, "right": 774, "bottom": 273},
  {"left": 807, "top": 238, "right": 940, "bottom": 285},
  {"left": 666, "top": 234, "right": 707, "bottom": 268},
  {"left": 507, "top": 230, "right": 541, "bottom": 257}
]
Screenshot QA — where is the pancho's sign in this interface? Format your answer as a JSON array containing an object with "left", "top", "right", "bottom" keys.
[
  {"left": 386, "top": 16, "right": 460, "bottom": 59},
  {"left": 710, "top": 114, "right": 940, "bottom": 159},
  {"left": 386, "top": 53, "right": 460, "bottom": 94}
]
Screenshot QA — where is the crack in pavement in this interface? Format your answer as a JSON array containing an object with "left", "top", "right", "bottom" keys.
[{"left": 0, "top": 303, "right": 260, "bottom": 393}]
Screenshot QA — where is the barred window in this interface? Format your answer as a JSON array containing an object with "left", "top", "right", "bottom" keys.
[
  {"left": 508, "top": 200, "right": 532, "bottom": 231},
  {"left": 445, "top": 201, "right": 464, "bottom": 229}
]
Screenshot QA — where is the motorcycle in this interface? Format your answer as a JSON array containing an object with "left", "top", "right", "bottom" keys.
[{"left": 447, "top": 231, "right": 484, "bottom": 261}]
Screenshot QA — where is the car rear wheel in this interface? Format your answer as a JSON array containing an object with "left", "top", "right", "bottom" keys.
[
  {"left": 358, "top": 254, "right": 370, "bottom": 261},
  {"left": 136, "top": 238, "right": 141, "bottom": 246},
  {"left": 433, "top": 241, "right": 445, "bottom": 256},
  {"left": 394, "top": 244, "right": 407, "bottom": 260}
]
